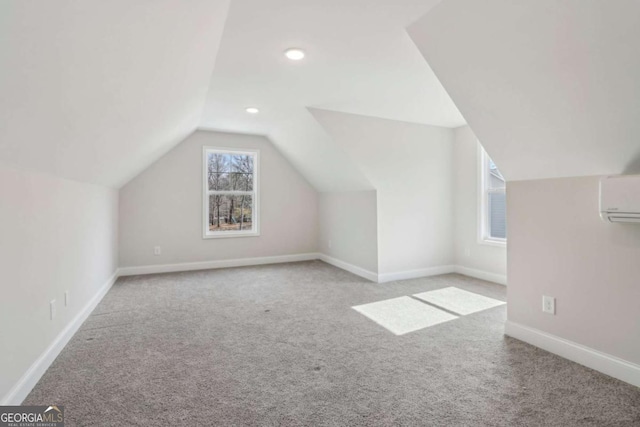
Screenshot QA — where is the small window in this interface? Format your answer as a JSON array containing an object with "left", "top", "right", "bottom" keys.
[
  {"left": 479, "top": 146, "right": 506, "bottom": 244},
  {"left": 203, "top": 147, "right": 259, "bottom": 238}
]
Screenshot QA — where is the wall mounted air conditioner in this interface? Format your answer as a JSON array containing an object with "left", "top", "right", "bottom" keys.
[{"left": 600, "top": 175, "right": 640, "bottom": 223}]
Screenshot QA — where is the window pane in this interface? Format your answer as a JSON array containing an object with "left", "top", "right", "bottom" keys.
[
  {"left": 230, "top": 154, "right": 254, "bottom": 191},
  {"left": 207, "top": 152, "right": 254, "bottom": 191},
  {"left": 488, "top": 157, "right": 505, "bottom": 190},
  {"left": 489, "top": 191, "right": 507, "bottom": 239},
  {"left": 488, "top": 158, "right": 504, "bottom": 180},
  {"left": 208, "top": 194, "right": 254, "bottom": 232},
  {"left": 489, "top": 172, "right": 506, "bottom": 190},
  {"left": 207, "top": 152, "right": 231, "bottom": 191}
]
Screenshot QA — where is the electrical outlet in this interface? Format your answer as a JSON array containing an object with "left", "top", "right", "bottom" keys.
[
  {"left": 64, "top": 291, "right": 69, "bottom": 307},
  {"left": 50, "top": 299, "right": 56, "bottom": 320},
  {"left": 464, "top": 247, "right": 471, "bottom": 257},
  {"left": 328, "top": 240, "right": 332, "bottom": 249},
  {"left": 542, "top": 295, "right": 555, "bottom": 315},
  {"left": 154, "top": 246, "right": 161, "bottom": 256}
]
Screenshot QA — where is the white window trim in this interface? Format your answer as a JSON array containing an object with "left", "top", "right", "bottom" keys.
[
  {"left": 202, "top": 146, "right": 260, "bottom": 239},
  {"left": 477, "top": 144, "right": 506, "bottom": 247}
]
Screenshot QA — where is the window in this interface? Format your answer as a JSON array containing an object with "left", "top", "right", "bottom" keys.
[
  {"left": 479, "top": 146, "right": 506, "bottom": 244},
  {"left": 203, "top": 147, "right": 259, "bottom": 238}
]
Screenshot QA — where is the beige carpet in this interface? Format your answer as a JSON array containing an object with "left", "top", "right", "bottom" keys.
[{"left": 25, "top": 261, "right": 640, "bottom": 426}]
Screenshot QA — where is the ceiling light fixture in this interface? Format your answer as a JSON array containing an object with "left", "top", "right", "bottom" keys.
[
  {"left": 284, "top": 48, "right": 305, "bottom": 61},
  {"left": 245, "top": 107, "right": 259, "bottom": 114}
]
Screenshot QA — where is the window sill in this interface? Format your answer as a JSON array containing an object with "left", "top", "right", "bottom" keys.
[
  {"left": 479, "top": 238, "right": 507, "bottom": 248},
  {"left": 203, "top": 231, "right": 260, "bottom": 239}
]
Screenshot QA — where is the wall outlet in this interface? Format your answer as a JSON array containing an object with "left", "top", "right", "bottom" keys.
[
  {"left": 50, "top": 299, "right": 56, "bottom": 320},
  {"left": 542, "top": 295, "right": 555, "bottom": 315},
  {"left": 328, "top": 240, "right": 332, "bottom": 249},
  {"left": 64, "top": 291, "right": 69, "bottom": 307},
  {"left": 464, "top": 247, "right": 471, "bottom": 257},
  {"left": 154, "top": 246, "right": 161, "bottom": 256}
]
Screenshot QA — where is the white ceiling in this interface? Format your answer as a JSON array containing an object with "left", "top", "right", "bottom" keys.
[
  {"left": 0, "top": 0, "right": 230, "bottom": 188},
  {"left": 6, "top": 1, "right": 636, "bottom": 191},
  {"left": 408, "top": 0, "right": 640, "bottom": 182},
  {"left": 200, "top": 0, "right": 465, "bottom": 191}
]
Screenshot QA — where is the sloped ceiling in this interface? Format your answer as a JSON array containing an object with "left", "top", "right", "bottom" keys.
[
  {"left": 408, "top": 0, "right": 640, "bottom": 181},
  {"left": 309, "top": 108, "right": 454, "bottom": 189},
  {"left": 199, "top": 0, "right": 464, "bottom": 192},
  {"left": 0, "top": 0, "right": 230, "bottom": 188}
]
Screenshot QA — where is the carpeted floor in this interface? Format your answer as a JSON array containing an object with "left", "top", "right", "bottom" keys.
[{"left": 25, "top": 261, "right": 640, "bottom": 426}]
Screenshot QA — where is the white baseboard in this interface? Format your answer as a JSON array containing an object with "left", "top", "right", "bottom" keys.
[
  {"left": 318, "top": 254, "right": 378, "bottom": 282},
  {"left": 120, "top": 256, "right": 507, "bottom": 289},
  {"left": 119, "top": 253, "right": 320, "bottom": 276},
  {"left": 377, "top": 265, "right": 456, "bottom": 283},
  {"left": 455, "top": 265, "right": 507, "bottom": 285},
  {"left": 505, "top": 320, "right": 640, "bottom": 388},
  {"left": 1, "top": 270, "right": 120, "bottom": 405}
]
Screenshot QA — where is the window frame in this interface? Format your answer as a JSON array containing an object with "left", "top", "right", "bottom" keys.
[
  {"left": 202, "top": 146, "right": 260, "bottom": 239},
  {"left": 478, "top": 145, "right": 506, "bottom": 247}
]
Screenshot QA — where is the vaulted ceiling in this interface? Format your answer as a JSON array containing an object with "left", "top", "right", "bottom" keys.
[
  {"left": 4, "top": 1, "right": 634, "bottom": 190},
  {"left": 199, "top": 0, "right": 465, "bottom": 191},
  {"left": 408, "top": 0, "right": 640, "bottom": 181},
  {"left": 1, "top": 0, "right": 465, "bottom": 192},
  {"left": 0, "top": 0, "right": 230, "bottom": 188}
]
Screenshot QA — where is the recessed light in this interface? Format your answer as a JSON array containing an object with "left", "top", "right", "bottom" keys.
[
  {"left": 284, "top": 48, "right": 305, "bottom": 61},
  {"left": 245, "top": 107, "right": 259, "bottom": 114}
]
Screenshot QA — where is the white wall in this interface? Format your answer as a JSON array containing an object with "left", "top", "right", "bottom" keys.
[
  {"left": 318, "top": 191, "right": 378, "bottom": 274},
  {"left": 310, "top": 109, "right": 455, "bottom": 278},
  {"left": 119, "top": 130, "right": 318, "bottom": 268},
  {"left": 507, "top": 176, "right": 640, "bottom": 365},
  {"left": 0, "top": 166, "right": 119, "bottom": 403},
  {"left": 453, "top": 126, "right": 507, "bottom": 284}
]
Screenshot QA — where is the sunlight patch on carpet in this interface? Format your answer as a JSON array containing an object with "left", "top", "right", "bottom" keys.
[
  {"left": 413, "top": 287, "right": 505, "bottom": 316},
  {"left": 352, "top": 296, "right": 458, "bottom": 335}
]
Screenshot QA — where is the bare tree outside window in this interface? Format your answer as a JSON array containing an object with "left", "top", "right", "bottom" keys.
[{"left": 203, "top": 148, "right": 259, "bottom": 238}]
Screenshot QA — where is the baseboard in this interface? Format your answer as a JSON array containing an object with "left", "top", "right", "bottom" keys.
[
  {"left": 119, "top": 253, "right": 320, "bottom": 276},
  {"left": 377, "top": 265, "right": 456, "bottom": 283},
  {"left": 1, "top": 269, "right": 120, "bottom": 405},
  {"left": 455, "top": 265, "right": 507, "bottom": 285},
  {"left": 318, "top": 254, "right": 378, "bottom": 282},
  {"left": 505, "top": 320, "right": 640, "bottom": 389},
  {"left": 120, "top": 255, "right": 506, "bottom": 288}
]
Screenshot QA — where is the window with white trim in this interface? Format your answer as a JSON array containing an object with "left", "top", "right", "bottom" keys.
[
  {"left": 203, "top": 147, "right": 259, "bottom": 238},
  {"left": 480, "top": 147, "right": 506, "bottom": 243}
]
